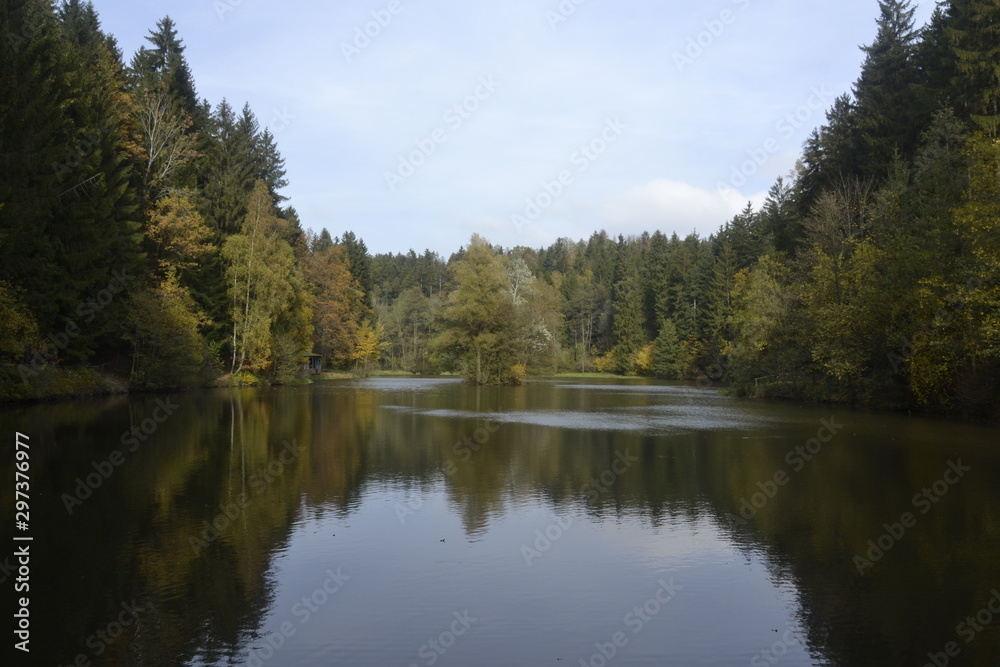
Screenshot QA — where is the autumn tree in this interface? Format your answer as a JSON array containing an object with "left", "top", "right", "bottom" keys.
[
  {"left": 301, "top": 233, "right": 364, "bottom": 368},
  {"left": 135, "top": 88, "right": 197, "bottom": 194},
  {"left": 144, "top": 192, "right": 212, "bottom": 277},
  {"left": 437, "top": 235, "right": 519, "bottom": 385},
  {"left": 222, "top": 181, "right": 298, "bottom": 375},
  {"left": 352, "top": 319, "right": 385, "bottom": 377}
]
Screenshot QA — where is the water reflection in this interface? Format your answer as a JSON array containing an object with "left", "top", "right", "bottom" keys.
[{"left": 1, "top": 379, "right": 998, "bottom": 666}]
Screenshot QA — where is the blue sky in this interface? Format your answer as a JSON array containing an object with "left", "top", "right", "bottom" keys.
[{"left": 90, "top": 0, "right": 937, "bottom": 255}]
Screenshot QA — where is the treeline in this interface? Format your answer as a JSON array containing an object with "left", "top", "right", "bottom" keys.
[
  {"left": 0, "top": 1, "right": 380, "bottom": 397},
  {"left": 370, "top": 0, "right": 1000, "bottom": 419},
  {"left": 2, "top": 1, "right": 998, "bottom": 419}
]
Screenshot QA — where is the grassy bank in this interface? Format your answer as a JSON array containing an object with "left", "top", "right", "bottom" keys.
[{"left": 0, "top": 364, "right": 128, "bottom": 403}]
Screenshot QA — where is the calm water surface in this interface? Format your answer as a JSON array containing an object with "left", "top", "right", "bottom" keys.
[{"left": 2, "top": 378, "right": 999, "bottom": 666}]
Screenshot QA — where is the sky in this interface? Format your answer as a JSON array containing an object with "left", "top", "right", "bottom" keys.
[{"left": 90, "top": 0, "right": 938, "bottom": 256}]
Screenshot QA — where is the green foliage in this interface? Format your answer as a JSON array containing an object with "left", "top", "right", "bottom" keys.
[
  {"left": 905, "top": 137, "right": 1000, "bottom": 413},
  {"left": 652, "top": 319, "right": 683, "bottom": 379},
  {"left": 2, "top": 0, "right": 999, "bottom": 421},
  {"left": 0, "top": 280, "right": 42, "bottom": 365},
  {"left": 125, "top": 273, "right": 207, "bottom": 389},
  {"left": 612, "top": 240, "right": 645, "bottom": 375},
  {"left": 853, "top": 0, "right": 926, "bottom": 179},
  {"left": 946, "top": 0, "right": 1000, "bottom": 136},
  {"left": 0, "top": 0, "right": 142, "bottom": 362},
  {"left": 128, "top": 16, "right": 200, "bottom": 119},
  {"left": 229, "top": 370, "right": 258, "bottom": 387},
  {"left": 437, "top": 235, "right": 520, "bottom": 385},
  {"left": 222, "top": 181, "right": 299, "bottom": 374},
  {"left": 729, "top": 255, "right": 805, "bottom": 390}
]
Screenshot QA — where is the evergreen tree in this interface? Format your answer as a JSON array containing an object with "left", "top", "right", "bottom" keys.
[
  {"left": 311, "top": 228, "right": 335, "bottom": 253},
  {"left": 853, "top": 0, "right": 925, "bottom": 178},
  {"left": 199, "top": 99, "right": 254, "bottom": 236},
  {"left": 339, "top": 231, "right": 373, "bottom": 306},
  {"left": 652, "top": 318, "right": 683, "bottom": 379},
  {"left": 129, "top": 16, "right": 200, "bottom": 120},
  {"left": 797, "top": 95, "right": 862, "bottom": 212},
  {"left": 762, "top": 176, "right": 801, "bottom": 253},
  {"left": 254, "top": 127, "right": 288, "bottom": 205},
  {"left": 947, "top": 0, "right": 1000, "bottom": 136},
  {"left": 611, "top": 240, "right": 645, "bottom": 375},
  {"left": 706, "top": 237, "right": 738, "bottom": 348},
  {"left": 914, "top": 6, "right": 960, "bottom": 110},
  {"left": 0, "top": 0, "right": 141, "bottom": 362},
  {"left": 642, "top": 231, "right": 672, "bottom": 339}
]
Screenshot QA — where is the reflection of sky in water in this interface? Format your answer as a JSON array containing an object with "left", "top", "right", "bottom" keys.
[
  {"left": 380, "top": 404, "right": 775, "bottom": 434},
  {"left": 265, "top": 488, "right": 813, "bottom": 667},
  {"left": 8, "top": 377, "right": 1000, "bottom": 667},
  {"left": 342, "top": 377, "right": 464, "bottom": 391}
]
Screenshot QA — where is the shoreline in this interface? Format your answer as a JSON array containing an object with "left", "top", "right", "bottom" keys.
[{"left": 2, "top": 366, "right": 995, "bottom": 425}]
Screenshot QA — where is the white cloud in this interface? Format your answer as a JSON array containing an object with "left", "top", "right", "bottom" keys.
[
  {"left": 90, "top": 0, "right": 939, "bottom": 254},
  {"left": 600, "top": 179, "right": 766, "bottom": 238}
]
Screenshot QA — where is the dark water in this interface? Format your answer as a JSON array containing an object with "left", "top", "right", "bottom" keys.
[{"left": 3, "top": 378, "right": 999, "bottom": 666}]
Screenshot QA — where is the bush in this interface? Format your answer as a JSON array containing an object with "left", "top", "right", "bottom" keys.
[
  {"left": 593, "top": 350, "right": 617, "bottom": 374},
  {"left": 509, "top": 363, "right": 528, "bottom": 385}
]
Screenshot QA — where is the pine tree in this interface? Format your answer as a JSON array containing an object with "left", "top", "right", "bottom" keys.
[
  {"left": 339, "top": 231, "right": 374, "bottom": 307},
  {"left": 312, "top": 228, "right": 335, "bottom": 253},
  {"left": 253, "top": 126, "right": 288, "bottom": 205},
  {"left": 200, "top": 99, "right": 254, "bottom": 235},
  {"left": 914, "top": 6, "right": 960, "bottom": 109},
  {"left": 652, "top": 318, "right": 683, "bottom": 379},
  {"left": 0, "top": 0, "right": 141, "bottom": 362},
  {"left": 612, "top": 240, "right": 645, "bottom": 375},
  {"left": 762, "top": 176, "right": 801, "bottom": 254},
  {"left": 707, "top": 237, "right": 738, "bottom": 347},
  {"left": 947, "top": 0, "right": 1000, "bottom": 136},
  {"left": 129, "top": 16, "right": 200, "bottom": 120},
  {"left": 797, "top": 95, "right": 862, "bottom": 212},
  {"left": 853, "top": 0, "right": 925, "bottom": 178},
  {"left": 642, "top": 231, "right": 672, "bottom": 339}
]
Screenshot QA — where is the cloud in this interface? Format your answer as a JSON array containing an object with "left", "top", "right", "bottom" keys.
[
  {"left": 599, "top": 179, "right": 766, "bottom": 238},
  {"left": 90, "top": 0, "right": 940, "bottom": 255}
]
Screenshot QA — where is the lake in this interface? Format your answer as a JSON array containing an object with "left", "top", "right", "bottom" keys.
[{"left": 3, "top": 378, "right": 999, "bottom": 666}]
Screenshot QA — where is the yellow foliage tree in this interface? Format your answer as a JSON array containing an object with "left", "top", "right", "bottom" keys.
[
  {"left": 145, "top": 192, "right": 212, "bottom": 277},
  {"left": 351, "top": 319, "right": 385, "bottom": 377}
]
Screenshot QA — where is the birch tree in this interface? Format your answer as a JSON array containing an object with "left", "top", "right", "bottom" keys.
[{"left": 222, "top": 180, "right": 296, "bottom": 374}]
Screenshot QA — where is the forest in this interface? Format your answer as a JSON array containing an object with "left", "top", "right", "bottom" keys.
[{"left": 1, "top": 0, "right": 998, "bottom": 419}]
